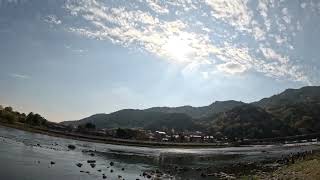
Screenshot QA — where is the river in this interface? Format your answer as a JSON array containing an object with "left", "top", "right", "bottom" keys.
[{"left": 0, "top": 125, "right": 319, "bottom": 180}]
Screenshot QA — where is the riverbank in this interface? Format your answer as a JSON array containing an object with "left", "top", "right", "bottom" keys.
[
  {"left": 0, "top": 122, "right": 234, "bottom": 148},
  {"left": 240, "top": 150, "right": 320, "bottom": 180},
  {"left": 260, "top": 151, "right": 320, "bottom": 179}
]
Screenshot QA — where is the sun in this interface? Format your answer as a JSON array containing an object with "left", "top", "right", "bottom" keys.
[{"left": 163, "top": 36, "right": 193, "bottom": 62}]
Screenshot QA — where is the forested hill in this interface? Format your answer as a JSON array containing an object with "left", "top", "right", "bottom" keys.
[
  {"left": 62, "top": 86, "right": 320, "bottom": 138},
  {"left": 61, "top": 100, "right": 245, "bottom": 130}
]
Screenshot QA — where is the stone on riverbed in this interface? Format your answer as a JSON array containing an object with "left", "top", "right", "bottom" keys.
[
  {"left": 68, "top": 144, "right": 76, "bottom": 150},
  {"left": 90, "top": 163, "right": 96, "bottom": 168}
]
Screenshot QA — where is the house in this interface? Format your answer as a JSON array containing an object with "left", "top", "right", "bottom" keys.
[
  {"left": 155, "top": 131, "right": 167, "bottom": 141},
  {"left": 189, "top": 135, "right": 203, "bottom": 143}
]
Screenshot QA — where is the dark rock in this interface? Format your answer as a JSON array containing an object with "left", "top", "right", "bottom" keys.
[
  {"left": 102, "top": 174, "right": 107, "bottom": 179},
  {"left": 200, "top": 173, "right": 207, "bottom": 177},
  {"left": 50, "top": 161, "right": 55, "bottom": 165},
  {"left": 109, "top": 162, "right": 114, "bottom": 166},
  {"left": 87, "top": 160, "right": 96, "bottom": 163},
  {"left": 195, "top": 167, "right": 202, "bottom": 171},
  {"left": 76, "top": 163, "right": 83, "bottom": 168},
  {"left": 122, "top": 168, "right": 125, "bottom": 171},
  {"left": 97, "top": 169, "right": 102, "bottom": 172},
  {"left": 68, "top": 144, "right": 76, "bottom": 150},
  {"left": 90, "top": 163, "right": 96, "bottom": 168},
  {"left": 110, "top": 169, "right": 113, "bottom": 173}
]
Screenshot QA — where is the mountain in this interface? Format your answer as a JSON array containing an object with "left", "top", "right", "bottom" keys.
[
  {"left": 62, "top": 100, "right": 244, "bottom": 129},
  {"left": 254, "top": 86, "right": 320, "bottom": 109},
  {"left": 252, "top": 86, "right": 320, "bottom": 134},
  {"left": 62, "top": 109, "right": 199, "bottom": 131},
  {"left": 146, "top": 100, "right": 245, "bottom": 119},
  {"left": 62, "top": 86, "right": 320, "bottom": 138},
  {"left": 203, "top": 104, "right": 293, "bottom": 139}
]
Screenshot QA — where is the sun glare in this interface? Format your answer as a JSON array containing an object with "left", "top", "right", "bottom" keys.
[{"left": 163, "top": 36, "right": 193, "bottom": 62}]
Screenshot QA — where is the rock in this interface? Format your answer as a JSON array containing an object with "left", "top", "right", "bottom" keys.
[
  {"left": 87, "top": 160, "right": 96, "bottom": 163},
  {"left": 118, "top": 175, "right": 122, "bottom": 178},
  {"left": 90, "top": 153, "right": 95, "bottom": 156},
  {"left": 102, "top": 174, "right": 107, "bottom": 179},
  {"left": 195, "top": 167, "right": 202, "bottom": 171},
  {"left": 200, "top": 173, "right": 207, "bottom": 177},
  {"left": 50, "top": 161, "right": 55, "bottom": 165},
  {"left": 68, "top": 144, "right": 76, "bottom": 150},
  {"left": 110, "top": 169, "right": 114, "bottom": 173},
  {"left": 97, "top": 169, "right": 102, "bottom": 172},
  {"left": 122, "top": 168, "right": 125, "bottom": 171},
  {"left": 76, "top": 163, "right": 83, "bottom": 168},
  {"left": 110, "top": 162, "right": 114, "bottom": 166},
  {"left": 90, "top": 163, "right": 96, "bottom": 168}
]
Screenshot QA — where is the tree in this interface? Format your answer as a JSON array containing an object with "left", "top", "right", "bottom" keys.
[
  {"left": 4, "top": 106, "right": 13, "bottom": 112},
  {"left": 25, "top": 112, "right": 47, "bottom": 126},
  {"left": 85, "top": 122, "right": 96, "bottom": 129},
  {"left": 26, "top": 112, "right": 35, "bottom": 125},
  {"left": 115, "top": 128, "right": 137, "bottom": 139},
  {"left": 77, "top": 122, "right": 96, "bottom": 133}
]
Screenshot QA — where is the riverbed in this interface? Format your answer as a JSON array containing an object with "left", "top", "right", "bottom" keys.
[{"left": 0, "top": 125, "right": 319, "bottom": 180}]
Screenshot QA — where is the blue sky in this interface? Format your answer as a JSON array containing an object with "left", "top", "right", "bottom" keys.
[{"left": 0, "top": 0, "right": 319, "bottom": 122}]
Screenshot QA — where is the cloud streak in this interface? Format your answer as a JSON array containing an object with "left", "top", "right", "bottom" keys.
[{"left": 9, "top": 73, "right": 30, "bottom": 80}]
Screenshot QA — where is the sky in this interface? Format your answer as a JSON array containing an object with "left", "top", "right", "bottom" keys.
[{"left": 0, "top": 0, "right": 319, "bottom": 122}]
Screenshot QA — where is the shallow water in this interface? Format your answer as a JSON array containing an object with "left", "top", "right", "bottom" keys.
[{"left": 0, "top": 125, "right": 319, "bottom": 180}]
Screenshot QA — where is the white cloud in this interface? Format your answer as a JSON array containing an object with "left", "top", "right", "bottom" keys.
[
  {"left": 9, "top": 73, "right": 30, "bottom": 79},
  {"left": 144, "top": 0, "right": 169, "bottom": 14},
  {"left": 260, "top": 46, "right": 289, "bottom": 64},
  {"left": 205, "top": 0, "right": 252, "bottom": 30},
  {"left": 44, "top": 15, "right": 62, "bottom": 25},
  {"left": 217, "top": 62, "right": 248, "bottom": 74},
  {"left": 301, "top": 2, "right": 307, "bottom": 9}
]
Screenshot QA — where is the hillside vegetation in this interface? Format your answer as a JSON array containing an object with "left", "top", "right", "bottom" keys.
[{"left": 61, "top": 86, "right": 320, "bottom": 139}]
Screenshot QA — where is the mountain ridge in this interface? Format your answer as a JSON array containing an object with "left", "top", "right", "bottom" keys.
[{"left": 62, "top": 86, "right": 320, "bottom": 137}]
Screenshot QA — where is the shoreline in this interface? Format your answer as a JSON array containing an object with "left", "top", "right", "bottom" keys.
[
  {"left": 0, "top": 122, "right": 236, "bottom": 148},
  {"left": 253, "top": 151, "right": 320, "bottom": 180}
]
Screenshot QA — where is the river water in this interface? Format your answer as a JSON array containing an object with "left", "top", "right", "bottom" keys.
[{"left": 0, "top": 125, "right": 319, "bottom": 180}]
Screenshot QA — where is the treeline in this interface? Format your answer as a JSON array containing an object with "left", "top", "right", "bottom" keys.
[{"left": 0, "top": 105, "right": 47, "bottom": 126}]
